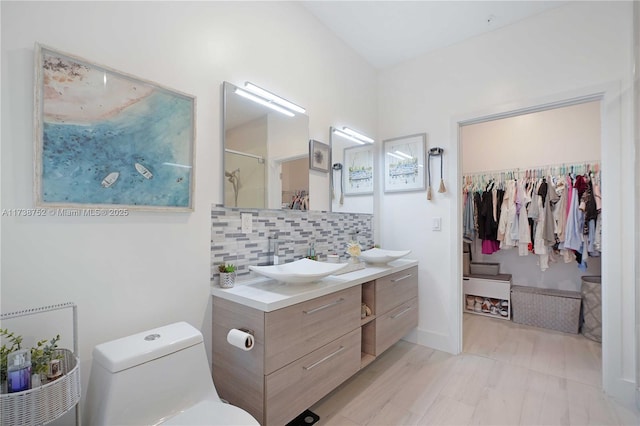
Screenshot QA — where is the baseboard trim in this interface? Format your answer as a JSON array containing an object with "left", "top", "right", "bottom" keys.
[
  {"left": 605, "top": 377, "right": 638, "bottom": 410},
  {"left": 402, "top": 327, "right": 455, "bottom": 354}
]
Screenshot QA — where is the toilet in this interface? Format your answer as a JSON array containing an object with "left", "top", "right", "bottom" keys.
[{"left": 85, "top": 322, "right": 259, "bottom": 425}]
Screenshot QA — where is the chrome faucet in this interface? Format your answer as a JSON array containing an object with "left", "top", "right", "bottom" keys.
[{"left": 268, "top": 232, "right": 286, "bottom": 265}]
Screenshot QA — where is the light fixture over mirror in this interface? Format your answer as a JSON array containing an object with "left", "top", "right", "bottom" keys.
[
  {"left": 222, "top": 81, "right": 310, "bottom": 210},
  {"left": 332, "top": 126, "right": 374, "bottom": 145},
  {"left": 234, "top": 88, "right": 295, "bottom": 117},
  {"left": 244, "top": 82, "right": 306, "bottom": 114}
]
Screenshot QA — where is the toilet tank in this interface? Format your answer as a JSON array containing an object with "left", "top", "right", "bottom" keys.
[{"left": 85, "top": 322, "right": 218, "bottom": 426}]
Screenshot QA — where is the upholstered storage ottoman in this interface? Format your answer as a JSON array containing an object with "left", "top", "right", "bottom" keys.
[
  {"left": 511, "top": 285, "right": 582, "bottom": 334},
  {"left": 469, "top": 262, "right": 500, "bottom": 276}
]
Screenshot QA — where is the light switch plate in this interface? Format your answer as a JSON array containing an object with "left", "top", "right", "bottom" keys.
[
  {"left": 432, "top": 217, "right": 441, "bottom": 231},
  {"left": 241, "top": 213, "right": 252, "bottom": 234}
]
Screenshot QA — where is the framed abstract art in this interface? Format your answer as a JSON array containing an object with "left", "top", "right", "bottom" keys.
[{"left": 34, "top": 43, "right": 196, "bottom": 211}]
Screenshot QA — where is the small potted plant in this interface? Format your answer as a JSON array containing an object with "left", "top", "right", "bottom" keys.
[{"left": 218, "top": 263, "right": 236, "bottom": 288}]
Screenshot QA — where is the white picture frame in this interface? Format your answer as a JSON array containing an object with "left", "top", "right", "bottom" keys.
[
  {"left": 383, "top": 133, "right": 426, "bottom": 193},
  {"left": 343, "top": 145, "right": 374, "bottom": 195},
  {"left": 309, "top": 139, "right": 330, "bottom": 172}
]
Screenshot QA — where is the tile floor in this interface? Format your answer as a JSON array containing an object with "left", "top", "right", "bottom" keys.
[{"left": 311, "top": 313, "right": 640, "bottom": 425}]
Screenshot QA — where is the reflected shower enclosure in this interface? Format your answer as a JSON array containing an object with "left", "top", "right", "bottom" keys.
[
  {"left": 224, "top": 150, "right": 265, "bottom": 208},
  {"left": 222, "top": 81, "right": 309, "bottom": 210}
]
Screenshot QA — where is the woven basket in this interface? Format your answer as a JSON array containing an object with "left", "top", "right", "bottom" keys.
[{"left": 1, "top": 349, "right": 80, "bottom": 426}]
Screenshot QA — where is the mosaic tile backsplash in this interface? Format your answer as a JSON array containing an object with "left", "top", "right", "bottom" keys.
[{"left": 211, "top": 205, "right": 374, "bottom": 282}]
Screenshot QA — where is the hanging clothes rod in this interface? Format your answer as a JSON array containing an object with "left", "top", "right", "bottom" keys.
[
  {"left": 463, "top": 160, "right": 600, "bottom": 181},
  {"left": 224, "top": 148, "right": 265, "bottom": 163}
]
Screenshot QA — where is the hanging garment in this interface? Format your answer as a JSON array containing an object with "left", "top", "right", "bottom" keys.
[
  {"left": 565, "top": 175, "right": 574, "bottom": 220},
  {"left": 543, "top": 178, "right": 559, "bottom": 246},
  {"left": 497, "top": 180, "right": 513, "bottom": 243},
  {"left": 517, "top": 180, "right": 532, "bottom": 256},
  {"left": 593, "top": 183, "right": 602, "bottom": 211},
  {"left": 463, "top": 190, "right": 475, "bottom": 243},
  {"left": 594, "top": 212, "right": 602, "bottom": 252},
  {"left": 534, "top": 189, "right": 549, "bottom": 271},
  {"left": 554, "top": 178, "right": 568, "bottom": 241},
  {"left": 480, "top": 186, "right": 499, "bottom": 240},
  {"left": 583, "top": 179, "right": 598, "bottom": 235},
  {"left": 479, "top": 186, "right": 500, "bottom": 254},
  {"left": 564, "top": 186, "right": 585, "bottom": 252},
  {"left": 509, "top": 180, "right": 522, "bottom": 245},
  {"left": 474, "top": 192, "right": 482, "bottom": 237}
]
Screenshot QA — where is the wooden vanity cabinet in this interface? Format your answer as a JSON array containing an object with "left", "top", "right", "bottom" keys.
[
  {"left": 366, "top": 266, "right": 419, "bottom": 356},
  {"left": 264, "top": 286, "right": 361, "bottom": 374},
  {"left": 212, "top": 266, "right": 419, "bottom": 426}
]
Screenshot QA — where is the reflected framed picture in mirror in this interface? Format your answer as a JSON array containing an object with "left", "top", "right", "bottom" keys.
[
  {"left": 309, "top": 139, "right": 330, "bottom": 173},
  {"left": 344, "top": 145, "right": 374, "bottom": 195},
  {"left": 383, "top": 133, "right": 426, "bottom": 193}
]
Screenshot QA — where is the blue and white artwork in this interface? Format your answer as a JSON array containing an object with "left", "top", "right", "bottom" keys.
[
  {"left": 36, "top": 45, "right": 195, "bottom": 210},
  {"left": 343, "top": 145, "right": 374, "bottom": 195}
]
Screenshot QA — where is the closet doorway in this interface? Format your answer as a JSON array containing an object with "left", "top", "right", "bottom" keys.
[{"left": 459, "top": 98, "right": 603, "bottom": 388}]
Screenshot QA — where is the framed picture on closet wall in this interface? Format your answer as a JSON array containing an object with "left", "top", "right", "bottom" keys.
[
  {"left": 343, "top": 144, "right": 374, "bottom": 195},
  {"left": 33, "top": 43, "right": 196, "bottom": 212},
  {"left": 383, "top": 133, "right": 427, "bottom": 193}
]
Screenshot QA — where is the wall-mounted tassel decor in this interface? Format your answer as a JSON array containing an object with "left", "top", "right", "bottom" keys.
[
  {"left": 438, "top": 149, "right": 446, "bottom": 193},
  {"left": 427, "top": 147, "right": 444, "bottom": 200},
  {"left": 332, "top": 163, "right": 344, "bottom": 205}
]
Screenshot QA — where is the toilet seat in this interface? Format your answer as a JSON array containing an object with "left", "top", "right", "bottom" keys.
[{"left": 163, "top": 400, "right": 259, "bottom": 425}]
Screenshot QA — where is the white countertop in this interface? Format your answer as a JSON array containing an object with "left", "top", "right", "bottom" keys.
[{"left": 210, "top": 259, "right": 418, "bottom": 312}]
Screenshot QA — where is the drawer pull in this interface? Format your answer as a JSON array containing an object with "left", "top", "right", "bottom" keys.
[
  {"left": 463, "top": 278, "right": 470, "bottom": 281},
  {"left": 391, "top": 305, "right": 412, "bottom": 319},
  {"left": 391, "top": 273, "right": 413, "bottom": 283},
  {"left": 303, "top": 346, "right": 346, "bottom": 371},
  {"left": 303, "top": 298, "right": 345, "bottom": 314}
]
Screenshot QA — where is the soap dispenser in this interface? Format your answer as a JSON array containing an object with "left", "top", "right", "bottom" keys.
[{"left": 7, "top": 349, "right": 31, "bottom": 393}]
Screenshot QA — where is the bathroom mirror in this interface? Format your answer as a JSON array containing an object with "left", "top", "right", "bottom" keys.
[
  {"left": 330, "top": 127, "right": 375, "bottom": 214},
  {"left": 223, "top": 81, "right": 310, "bottom": 209}
]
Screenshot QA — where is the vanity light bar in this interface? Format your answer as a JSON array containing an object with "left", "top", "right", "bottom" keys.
[
  {"left": 234, "top": 88, "right": 295, "bottom": 117},
  {"left": 341, "top": 127, "right": 374, "bottom": 144},
  {"left": 332, "top": 128, "right": 367, "bottom": 145},
  {"left": 244, "top": 82, "right": 306, "bottom": 114}
]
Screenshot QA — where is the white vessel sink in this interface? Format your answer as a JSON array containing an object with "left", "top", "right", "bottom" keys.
[
  {"left": 249, "top": 258, "right": 349, "bottom": 283},
  {"left": 358, "top": 248, "right": 411, "bottom": 264}
]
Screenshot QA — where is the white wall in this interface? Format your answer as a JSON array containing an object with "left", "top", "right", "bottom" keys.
[
  {"left": 0, "top": 0, "right": 377, "bottom": 412},
  {"left": 461, "top": 100, "right": 601, "bottom": 173},
  {"left": 378, "top": 1, "right": 636, "bottom": 405}
]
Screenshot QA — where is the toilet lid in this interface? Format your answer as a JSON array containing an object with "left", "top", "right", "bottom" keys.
[{"left": 163, "top": 400, "right": 259, "bottom": 425}]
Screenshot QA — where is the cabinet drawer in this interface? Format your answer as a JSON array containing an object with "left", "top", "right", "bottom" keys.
[
  {"left": 463, "top": 277, "right": 511, "bottom": 300},
  {"left": 375, "top": 297, "right": 418, "bottom": 356},
  {"left": 375, "top": 266, "right": 418, "bottom": 314},
  {"left": 264, "top": 286, "right": 360, "bottom": 374},
  {"left": 264, "top": 328, "right": 361, "bottom": 426}
]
